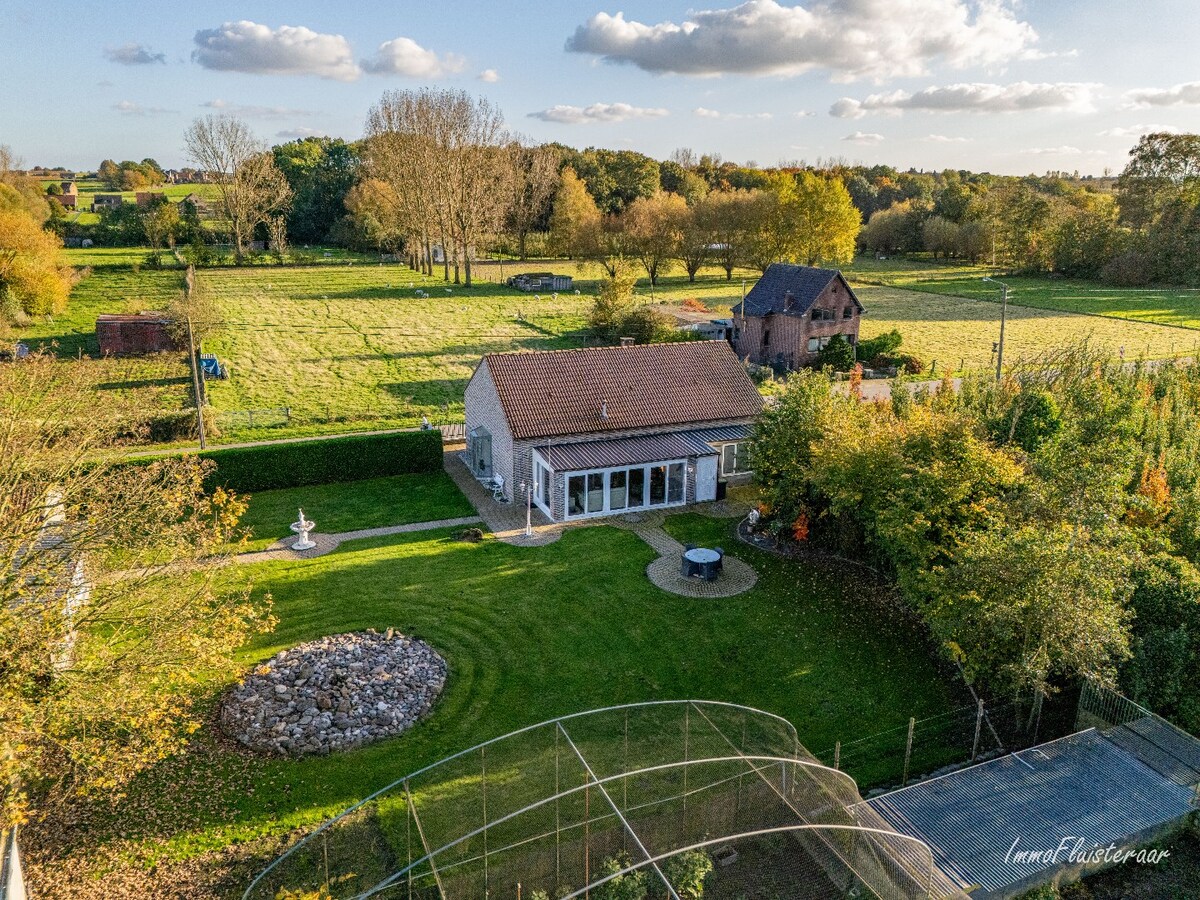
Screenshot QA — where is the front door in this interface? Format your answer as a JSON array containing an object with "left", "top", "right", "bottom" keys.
[{"left": 695, "top": 455, "right": 718, "bottom": 502}]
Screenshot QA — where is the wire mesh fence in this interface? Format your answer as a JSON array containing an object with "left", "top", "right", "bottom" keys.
[{"left": 245, "top": 701, "right": 967, "bottom": 900}]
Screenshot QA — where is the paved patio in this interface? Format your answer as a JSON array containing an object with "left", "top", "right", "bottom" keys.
[{"left": 611, "top": 510, "right": 758, "bottom": 598}]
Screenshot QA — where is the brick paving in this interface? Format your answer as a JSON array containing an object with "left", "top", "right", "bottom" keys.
[
  {"left": 238, "top": 451, "right": 757, "bottom": 600},
  {"left": 611, "top": 510, "right": 758, "bottom": 598},
  {"left": 443, "top": 452, "right": 566, "bottom": 546}
]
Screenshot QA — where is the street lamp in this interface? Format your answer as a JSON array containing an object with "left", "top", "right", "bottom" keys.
[
  {"left": 520, "top": 481, "right": 533, "bottom": 537},
  {"left": 982, "top": 276, "right": 1009, "bottom": 382}
]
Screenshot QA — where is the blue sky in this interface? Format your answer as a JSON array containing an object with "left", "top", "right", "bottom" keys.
[{"left": 2, "top": 0, "right": 1199, "bottom": 174}]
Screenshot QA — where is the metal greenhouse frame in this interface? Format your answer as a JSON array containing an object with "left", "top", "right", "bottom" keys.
[{"left": 245, "top": 700, "right": 966, "bottom": 900}]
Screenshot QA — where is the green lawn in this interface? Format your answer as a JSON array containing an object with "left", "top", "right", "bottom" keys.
[
  {"left": 236, "top": 471, "right": 476, "bottom": 551},
  {"left": 28, "top": 251, "right": 1199, "bottom": 451},
  {"left": 844, "top": 255, "right": 1200, "bottom": 334},
  {"left": 855, "top": 285, "right": 1194, "bottom": 372},
  {"left": 69, "top": 513, "right": 963, "bottom": 880}
]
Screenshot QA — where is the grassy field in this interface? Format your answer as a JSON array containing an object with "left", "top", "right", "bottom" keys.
[
  {"left": 20, "top": 252, "right": 1200, "bottom": 447},
  {"left": 45, "top": 177, "right": 224, "bottom": 225},
  {"left": 844, "top": 254, "right": 1200, "bottom": 333},
  {"left": 855, "top": 285, "right": 1195, "bottom": 371},
  {"left": 42, "top": 510, "right": 963, "bottom": 893},
  {"left": 236, "top": 471, "right": 476, "bottom": 551}
]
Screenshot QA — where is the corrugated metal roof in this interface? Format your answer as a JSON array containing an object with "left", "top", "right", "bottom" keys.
[
  {"left": 537, "top": 425, "right": 753, "bottom": 472},
  {"left": 540, "top": 431, "right": 718, "bottom": 471},
  {"left": 861, "top": 729, "right": 1196, "bottom": 895}
]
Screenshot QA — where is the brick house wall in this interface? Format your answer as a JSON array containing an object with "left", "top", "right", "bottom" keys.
[
  {"left": 734, "top": 278, "right": 861, "bottom": 369},
  {"left": 463, "top": 359, "right": 516, "bottom": 491}
]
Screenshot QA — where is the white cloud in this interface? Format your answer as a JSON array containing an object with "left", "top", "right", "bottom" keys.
[
  {"left": 361, "top": 37, "right": 465, "bottom": 78},
  {"left": 843, "top": 131, "right": 884, "bottom": 144},
  {"left": 104, "top": 42, "right": 165, "bottom": 65},
  {"left": 529, "top": 102, "right": 669, "bottom": 124},
  {"left": 113, "top": 100, "right": 173, "bottom": 116},
  {"left": 478, "top": 68, "right": 501, "bottom": 83},
  {"left": 1098, "top": 123, "right": 1181, "bottom": 138},
  {"left": 192, "top": 21, "right": 360, "bottom": 81},
  {"left": 277, "top": 127, "right": 327, "bottom": 140},
  {"left": 566, "top": 0, "right": 1039, "bottom": 81},
  {"left": 1021, "top": 145, "right": 1088, "bottom": 155},
  {"left": 1125, "top": 82, "right": 1200, "bottom": 108},
  {"left": 926, "top": 134, "right": 971, "bottom": 142},
  {"left": 692, "top": 107, "right": 772, "bottom": 120},
  {"left": 203, "top": 99, "right": 313, "bottom": 119},
  {"left": 831, "top": 82, "right": 1097, "bottom": 118}
]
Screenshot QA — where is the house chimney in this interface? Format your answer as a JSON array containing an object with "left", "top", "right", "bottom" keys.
[
  {"left": 619, "top": 336, "right": 635, "bottom": 347},
  {"left": 601, "top": 401, "right": 609, "bottom": 419},
  {"left": 783, "top": 291, "right": 795, "bottom": 311}
]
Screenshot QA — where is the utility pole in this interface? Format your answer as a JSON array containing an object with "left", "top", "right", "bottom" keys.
[
  {"left": 186, "top": 309, "right": 206, "bottom": 450},
  {"left": 983, "top": 276, "right": 1009, "bottom": 383},
  {"left": 183, "top": 265, "right": 206, "bottom": 449}
]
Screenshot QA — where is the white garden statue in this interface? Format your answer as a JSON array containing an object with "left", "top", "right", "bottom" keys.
[{"left": 291, "top": 508, "right": 316, "bottom": 551}]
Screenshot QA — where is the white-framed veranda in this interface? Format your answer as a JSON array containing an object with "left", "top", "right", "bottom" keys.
[{"left": 532, "top": 449, "right": 689, "bottom": 521}]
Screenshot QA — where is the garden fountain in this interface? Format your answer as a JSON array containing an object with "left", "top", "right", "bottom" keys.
[{"left": 290, "top": 508, "right": 316, "bottom": 551}]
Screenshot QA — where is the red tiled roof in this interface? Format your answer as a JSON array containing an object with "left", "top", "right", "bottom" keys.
[{"left": 481, "top": 341, "right": 763, "bottom": 441}]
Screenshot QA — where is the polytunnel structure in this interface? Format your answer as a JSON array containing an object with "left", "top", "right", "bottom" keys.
[{"left": 245, "top": 701, "right": 967, "bottom": 900}]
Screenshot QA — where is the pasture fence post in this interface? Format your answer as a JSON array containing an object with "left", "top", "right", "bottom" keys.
[
  {"left": 902, "top": 717, "right": 916, "bottom": 787},
  {"left": 971, "top": 699, "right": 984, "bottom": 763}
]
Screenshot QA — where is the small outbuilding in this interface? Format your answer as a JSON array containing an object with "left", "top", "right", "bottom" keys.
[{"left": 96, "top": 313, "right": 177, "bottom": 355}]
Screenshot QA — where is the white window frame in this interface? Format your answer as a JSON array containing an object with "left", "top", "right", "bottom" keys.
[
  {"left": 718, "top": 441, "right": 753, "bottom": 476},
  {"left": 532, "top": 451, "right": 553, "bottom": 519},
  {"left": 561, "top": 458, "right": 688, "bottom": 521}
]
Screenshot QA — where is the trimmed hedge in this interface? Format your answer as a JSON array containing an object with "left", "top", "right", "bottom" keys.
[
  {"left": 114, "top": 430, "right": 445, "bottom": 493},
  {"left": 197, "top": 430, "right": 445, "bottom": 493}
]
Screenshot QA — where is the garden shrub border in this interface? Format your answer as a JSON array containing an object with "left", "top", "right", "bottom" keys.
[{"left": 124, "top": 430, "right": 444, "bottom": 493}]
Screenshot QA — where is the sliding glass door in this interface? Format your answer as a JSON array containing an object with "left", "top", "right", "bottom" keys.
[{"left": 561, "top": 459, "right": 687, "bottom": 520}]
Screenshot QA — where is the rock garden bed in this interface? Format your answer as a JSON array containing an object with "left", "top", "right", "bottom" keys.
[{"left": 221, "top": 629, "right": 446, "bottom": 756}]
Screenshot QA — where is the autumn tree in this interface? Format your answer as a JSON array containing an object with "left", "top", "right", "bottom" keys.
[
  {"left": 505, "top": 141, "right": 560, "bottom": 260},
  {"left": 0, "top": 353, "right": 272, "bottom": 828},
  {"left": 184, "top": 115, "right": 292, "bottom": 262},
  {"left": 365, "top": 89, "right": 512, "bottom": 286},
  {"left": 622, "top": 192, "right": 686, "bottom": 285},
  {"left": 700, "top": 190, "right": 754, "bottom": 279},
  {"left": 789, "top": 171, "right": 860, "bottom": 266},
  {"left": 0, "top": 206, "right": 73, "bottom": 323},
  {"left": 548, "top": 166, "right": 601, "bottom": 260}
]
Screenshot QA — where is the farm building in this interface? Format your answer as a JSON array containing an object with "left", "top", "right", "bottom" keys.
[
  {"left": 57, "top": 181, "right": 77, "bottom": 209},
  {"left": 91, "top": 194, "right": 123, "bottom": 212},
  {"left": 732, "top": 263, "right": 863, "bottom": 370},
  {"left": 134, "top": 191, "right": 166, "bottom": 208},
  {"left": 672, "top": 309, "right": 734, "bottom": 342},
  {"left": 464, "top": 341, "right": 761, "bottom": 521},
  {"left": 507, "top": 272, "right": 573, "bottom": 292},
  {"left": 96, "top": 313, "right": 177, "bottom": 355}
]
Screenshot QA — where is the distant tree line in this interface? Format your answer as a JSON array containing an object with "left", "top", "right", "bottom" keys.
[{"left": 855, "top": 133, "right": 1200, "bottom": 285}]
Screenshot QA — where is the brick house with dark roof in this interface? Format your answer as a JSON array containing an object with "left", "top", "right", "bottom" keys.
[
  {"left": 732, "top": 264, "right": 864, "bottom": 371},
  {"left": 464, "top": 341, "right": 762, "bottom": 522}
]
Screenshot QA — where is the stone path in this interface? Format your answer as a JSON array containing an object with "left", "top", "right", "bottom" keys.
[
  {"left": 611, "top": 511, "right": 759, "bottom": 598},
  {"left": 443, "top": 452, "right": 566, "bottom": 547},
  {"left": 236, "top": 451, "right": 758, "bottom": 600},
  {"left": 236, "top": 515, "right": 483, "bottom": 564}
]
